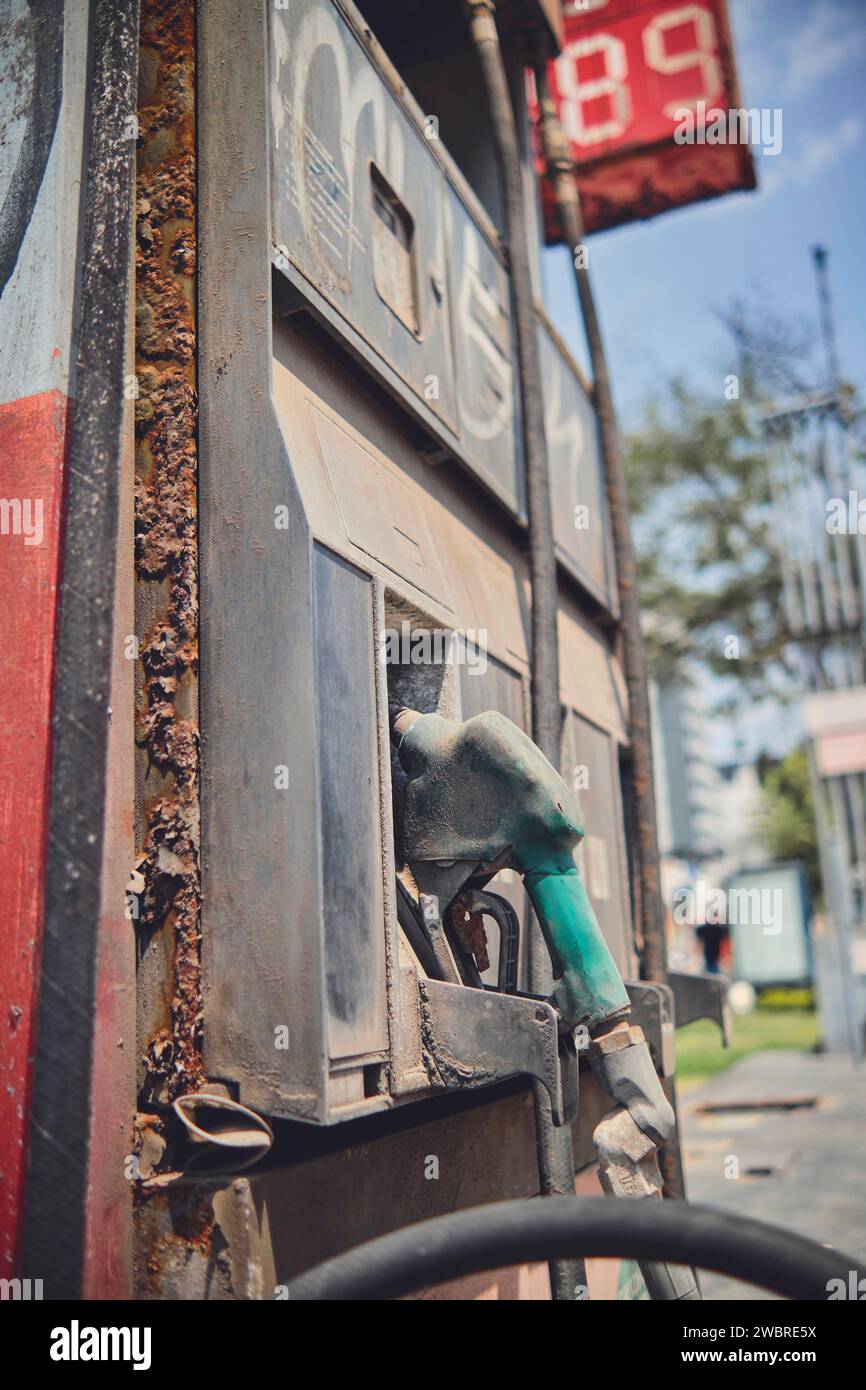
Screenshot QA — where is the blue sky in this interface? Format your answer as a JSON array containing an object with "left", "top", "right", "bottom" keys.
[{"left": 541, "top": 0, "right": 866, "bottom": 424}]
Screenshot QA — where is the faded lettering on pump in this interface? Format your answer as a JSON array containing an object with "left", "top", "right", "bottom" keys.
[{"left": 268, "top": 0, "right": 524, "bottom": 511}]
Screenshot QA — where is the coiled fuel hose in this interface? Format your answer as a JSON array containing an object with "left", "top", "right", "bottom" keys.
[{"left": 285, "top": 1195, "right": 865, "bottom": 1302}]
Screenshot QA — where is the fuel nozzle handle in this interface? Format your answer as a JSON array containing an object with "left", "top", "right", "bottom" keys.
[{"left": 393, "top": 708, "right": 631, "bottom": 1031}]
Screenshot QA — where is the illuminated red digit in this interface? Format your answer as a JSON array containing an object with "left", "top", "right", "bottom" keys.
[
  {"left": 642, "top": 3, "right": 724, "bottom": 117},
  {"left": 558, "top": 32, "right": 632, "bottom": 147}
]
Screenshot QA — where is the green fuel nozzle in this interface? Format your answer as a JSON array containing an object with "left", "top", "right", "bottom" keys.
[{"left": 393, "top": 708, "right": 630, "bottom": 1032}]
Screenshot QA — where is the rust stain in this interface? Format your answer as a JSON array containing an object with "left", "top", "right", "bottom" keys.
[
  {"left": 136, "top": 1181, "right": 218, "bottom": 1297},
  {"left": 135, "top": 0, "right": 203, "bottom": 1100},
  {"left": 449, "top": 901, "right": 490, "bottom": 973}
]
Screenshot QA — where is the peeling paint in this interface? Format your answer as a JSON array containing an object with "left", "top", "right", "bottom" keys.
[{"left": 135, "top": 0, "right": 203, "bottom": 1102}]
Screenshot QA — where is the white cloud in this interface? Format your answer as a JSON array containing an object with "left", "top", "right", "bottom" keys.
[
  {"left": 783, "top": 0, "right": 866, "bottom": 97},
  {"left": 759, "top": 114, "right": 862, "bottom": 195},
  {"left": 797, "top": 115, "right": 862, "bottom": 180}
]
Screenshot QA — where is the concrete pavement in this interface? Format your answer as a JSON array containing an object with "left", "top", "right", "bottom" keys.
[{"left": 680, "top": 1050, "right": 866, "bottom": 1300}]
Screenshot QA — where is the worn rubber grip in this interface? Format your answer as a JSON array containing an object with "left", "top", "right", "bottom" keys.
[
  {"left": 590, "top": 1037, "right": 676, "bottom": 1147},
  {"left": 522, "top": 866, "right": 630, "bottom": 1030}
]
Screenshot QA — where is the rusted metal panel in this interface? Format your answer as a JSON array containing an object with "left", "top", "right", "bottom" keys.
[
  {"left": 137, "top": 1062, "right": 623, "bottom": 1298},
  {"left": 197, "top": 0, "right": 634, "bottom": 1167},
  {"left": 135, "top": 0, "right": 203, "bottom": 1106},
  {"left": 132, "top": 0, "right": 217, "bottom": 1296},
  {"left": 247, "top": 1089, "right": 546, "bottom": 1287}
]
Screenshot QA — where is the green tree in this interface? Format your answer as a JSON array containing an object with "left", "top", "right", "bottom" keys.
[
  {"left": 625, "top": 378, "right": 794, "bottom": 697},
  {"left": 760, "top": 747, "right": 821, "bottom": 907},
  {"left": 624, "top": 302, "right": 863, "bottom": 702},
  {"left": 623, "top": 303, "right": 844, "bottom": 902}
]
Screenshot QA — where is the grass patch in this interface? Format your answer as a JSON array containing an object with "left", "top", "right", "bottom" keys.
[{"left": 676, "top": 1005, "right": 819, "bottom": 1091}]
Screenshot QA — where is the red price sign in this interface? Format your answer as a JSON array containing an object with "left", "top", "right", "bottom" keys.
[{"left": 533, "top": 0, "right": 755, "bottom": 237}]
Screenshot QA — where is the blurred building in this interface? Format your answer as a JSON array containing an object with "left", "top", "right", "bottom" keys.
[
  {"left": 650, "top": 673, "right": 777, "bottom": 975},
  {"left": 650, "top": 676, "right": 725, "bottom": 867}
]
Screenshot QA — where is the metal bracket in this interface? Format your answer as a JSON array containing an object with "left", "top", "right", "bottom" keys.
[
  {"left": 624, "top": 980, "right": 676, "bottom": 1078},
  {"left": 418, "top": 979, "right": 578, "bottom": 1126},
  {"left": 668, "top": 970, "right": 731, "bottom": 1046}
]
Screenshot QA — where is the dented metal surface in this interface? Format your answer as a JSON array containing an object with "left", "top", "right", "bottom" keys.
[{"left": 135, "top": 0, "right": 202, "bottom": 1103}]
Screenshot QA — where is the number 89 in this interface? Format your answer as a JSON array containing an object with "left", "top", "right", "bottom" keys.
[{"left": 558, "top": 3, "right": 724, "bottom": 149}]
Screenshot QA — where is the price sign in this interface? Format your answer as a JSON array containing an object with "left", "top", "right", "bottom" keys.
[{"left": 532, "top": 0, "right": 755, "bottom": 237}]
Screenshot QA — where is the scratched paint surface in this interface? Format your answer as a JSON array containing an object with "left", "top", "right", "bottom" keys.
[
  {"left": 0, "top": 390, "right": 68, "bottom": 1272},
  {"left": 0, "top": 0, "right": 89, "bottom": 1275}
]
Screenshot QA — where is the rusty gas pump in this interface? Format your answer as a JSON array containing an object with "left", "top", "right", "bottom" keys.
[{"left": 393, "top": 706, "right": 699, "bottom": 1299}]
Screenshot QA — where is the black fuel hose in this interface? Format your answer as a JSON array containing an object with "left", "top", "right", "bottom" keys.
[{"left": 285, "top": 1195, "right": 864, "bottom": 1301}]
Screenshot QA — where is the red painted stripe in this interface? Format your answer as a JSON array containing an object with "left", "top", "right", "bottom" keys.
[{"left": 0, "top": 388, "right": 68, "bottom": 1274}]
